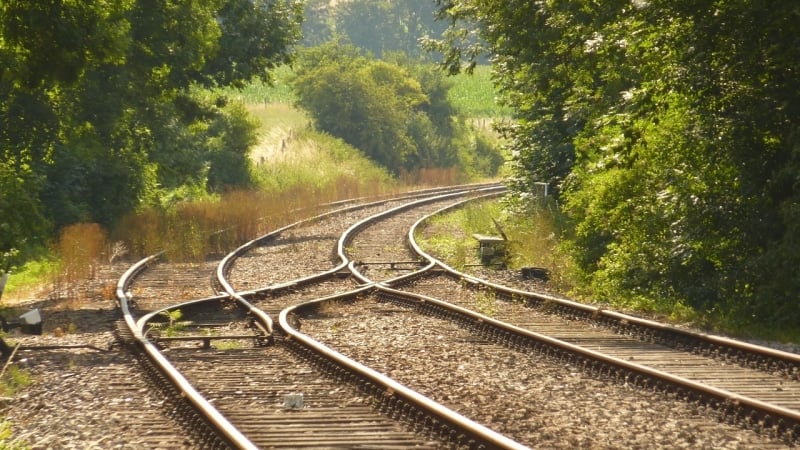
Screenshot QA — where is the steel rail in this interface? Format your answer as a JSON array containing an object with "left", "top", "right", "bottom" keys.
[
  {"left": 215, "top": 185, "right": 504, "bottom": 322},
  {"left": 111, "top": 185, "right": 506, "bottom": 450},
  {"left": 318, "top": 181, "right": 503, "bottom": 209},
  {"left": 251, "top": 183, "right": 539, "bottom": 448},
  {"left": 278, "top": 289, "right": 530, "bottom": 450},
  {"left": 376, "top": 284, "right": 800, "bottom": 437},
  {"left": 407, "top": 195, "right": 800, "bottom": 374},
  {"left": 397, "top": 193, "right": 800, "bottom": 438},
  {"left": 337, "top": 185, "right": 507, "bottom": 287},
  {"left": 324, "top": 186, "right": 800, "bottom": 441},
  {"left": 209, "top": 183, "right": 524, "bottom": 447},
  {"left": 117, "top": 254, "right": 258, "bottom": 450}
]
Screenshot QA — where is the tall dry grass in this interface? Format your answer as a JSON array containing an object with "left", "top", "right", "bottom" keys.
[
  {"left": 35, "top": 86, "right": 483, "bottom": 301},
  {"left": 39, "top": 176, "right": 407, "bottom": 306},
  {"left": 52, "top": 223, "right": 108, "bottom": 301},
  {"left": 112, "top": 183, "right": 377, "bottom": 263}
]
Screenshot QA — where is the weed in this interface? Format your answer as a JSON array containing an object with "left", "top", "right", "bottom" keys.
[
  {"left": 510, "top": 293, "right": 527, "bottom": 305},
  {"left": 416, "top": 198, "right": 575, "bottom": 291},
  {"left": 100, "top": 283, "right": 116, "bottom": 302},
  {"left": 1, "top": 258, "right": 59, "bottom": 303},
  {"left": 317, "top": 300, "right": 342, "bottom": 317},
  {"left": 214, "top": 340, "right": 243, "bottom": 350},
  {"left": 1, "top": 365, "right": 31, "bottom": 397},
  {"left": 541, "top": 298, "right": 558, "bottom": 314},
  {"left": 0, "top": 420, "right": 28, "bottom": 450},
  {"left": 415, "top": 200, "right": 501, "bottom": 269},
  {"left": 108, "top": 241, "right": 128, "bottom": 263},
  {"left": 475, "top": 290, "right": 497, "bottom": 317},
  {"left": 53, "top": 223, "right": 107, "bottom": 302},
  {"left": 148, "top": 309, "right": 192, "bottom": 337},
  {"left": 399, "top": 167, "right": 465, "bottom": 187}
]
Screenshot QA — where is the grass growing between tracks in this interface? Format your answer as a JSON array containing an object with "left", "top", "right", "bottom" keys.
[
  {"left": 1, "top": 365, "right": 31, "bottom": 398},
  {"left": 0, "top": 420, "right": 28, "bottom": 450},
  {"left": 415, "top": 198, "right": 574, "bottom": 293},
  {"left": 419, "top": 200, "right": 800, "bottom": 346},
  {"left": 417, "top": 198, "right": 702, "bottom": 320}
]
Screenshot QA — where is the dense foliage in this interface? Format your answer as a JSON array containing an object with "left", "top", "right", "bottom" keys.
[
  {"left": 431, "top": 0, "right": 800, "bottom": 331},
  {"left": 0, "top": 0, "right": 301, "bottom": 267},
  {"left": 291, "top": 42, "right": 503, "bottom": 177}
]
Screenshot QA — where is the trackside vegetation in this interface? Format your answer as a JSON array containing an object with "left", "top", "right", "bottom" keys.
[
  {"left": 1, "top": 0, "right": 303, "bottom": 275},
  {"left": 431, "top": 0, "right": 800, "bottom": 340},
  {"left": 1, "top": 63, "right": 505, "bottom": 302},
  {"left": 415, "top": 199, "right": 576, "bottom": 296}
]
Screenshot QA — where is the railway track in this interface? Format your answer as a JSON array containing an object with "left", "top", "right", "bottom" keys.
[
  {"left": 101, "top": 182, "right": 798, "bottom": 448},
  {"left": 278, "top": 191, "right": 799, "bottom": 447},
  {"left": 165, "top": 344, "right": 441, "bottom": 448},
  {"left": 4, "top": 263, "right": 212, "bottom": 449},
  {"left": 290, "top": 291, "right": 789, "bottom": 448},
  {"left": 408, "top": 199, "right": 800, "bottom": 404},
  {"left": 117, "top": 184, "right": 517, "bottom": 449}
]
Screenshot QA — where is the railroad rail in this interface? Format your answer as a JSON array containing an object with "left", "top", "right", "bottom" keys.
[
  {"left": 112, "top": 182, "right": 799, "bottom": 448},
  {"left": 117, "top": 184, "right": 520, "bottom": 449},
  {"left": 280, "top": 187, "right": 799, "bottom": 446},
  {"left": 236, "top": 182, "right": 798, "bottom": 446},
  {"left": 363, "top": 192, "right": 800, "bottom": 443}
]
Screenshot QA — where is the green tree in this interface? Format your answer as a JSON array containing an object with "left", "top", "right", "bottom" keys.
[
  {"left": 387, "top": 53, "right": 462, "bottom": 169},
  {"left": 0, "top": 0, "right": 301, "bottom": 261},
  {"left": 431, "top": 0, "right": 800, "bottom": 330},
  {"left": 292, "top": 43, "right": 491, "bottom": 176},
  {"left": 300, "top": 0, "right": 335, "bottom": 47},
  {"left": 203, "top": 0, "right": 303, "bottom": 88},
  {"left": 292, "top": 43, "right": 425, "bottom": 173}
]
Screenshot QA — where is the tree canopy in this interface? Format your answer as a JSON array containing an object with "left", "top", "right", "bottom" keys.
[
  {"left": 291, "top": 42, "right": 503, "bottom": 177},
  {"left": 0, "top": 0, "right": 302, "bottom": 268},
  {"left": 431, "top": 0, "right": 800, "bottom": 330}
]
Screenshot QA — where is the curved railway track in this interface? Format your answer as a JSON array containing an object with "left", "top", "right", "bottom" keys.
[
  {"left": 407, "top": 199, "right": 800, "bottom": 407},
  {"left": 5, "top": 263, "right": 210, "bottom": 449},
  {"left": 117, "top": 184, "right": 517, "bottom": 449},
  {"left": 107, "top": 183, "right": 799, "bottom": 448},
  {"left": 281, "top": 191, "right": 799, "bottom": 447}
]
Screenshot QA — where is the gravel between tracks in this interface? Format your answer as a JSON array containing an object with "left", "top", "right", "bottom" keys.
[
  {"left": 0, "top": 201, "right": 402, "bottom": 448},
  {"left": 298, "top": 296, "right": 791, "bottom": 449},
  {"left": 2, "top": 261, "right": 795, "bottom": 450},
  {"left": 2, "top": 263, "right": 193, "bottom": 449}
]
